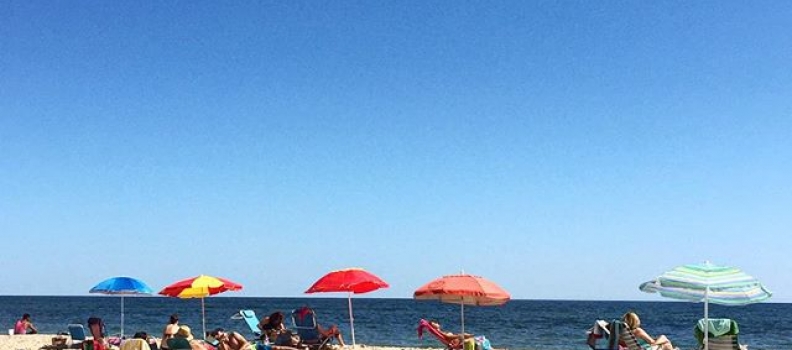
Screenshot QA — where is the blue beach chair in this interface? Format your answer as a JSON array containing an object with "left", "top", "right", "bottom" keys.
[
  {"left": 68, "top": 324, "right": 88, "bottom": 348},
  {"left": 231, "top": 309, "right": 263, "bottom": 339}
]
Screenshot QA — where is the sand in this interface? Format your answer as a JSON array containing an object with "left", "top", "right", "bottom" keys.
[{"left": 0, "top": 335, "right": 435, "bottom": 350}]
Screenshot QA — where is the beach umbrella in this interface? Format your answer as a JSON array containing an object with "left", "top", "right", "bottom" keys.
[
  {"left": 159, "top": 275, "right": 243, "bottom": 339},
  {"left": 89, "top": 276, "right": 153, "bottom": 338},
  {"left": 414, "top": 273, "right": 510, "bottom": 341},
  {"left": 305, "top": 268, "right": 389, "bottom": 347},
  {"left": 640, "top": 261, "right": 771, "bottom": 350}
]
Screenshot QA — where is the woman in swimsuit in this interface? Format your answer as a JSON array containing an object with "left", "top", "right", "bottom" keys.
[
  {"left": 427, "top": 320, "right": 473, "bottom": 348},
  {"left": 623, "top": 312, "right": 675, "bottom": 350}
]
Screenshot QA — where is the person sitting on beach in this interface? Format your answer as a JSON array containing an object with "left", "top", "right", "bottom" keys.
[
  {"left": 291, "top": 307, "right": 345, "bottom": 347},
  {"left": 161, "top": 314, "right": 180, "bottom": 350},
  {"left": 88, "top": 316, "right": 108, "bottom": 350},
  {"left": 120, "top": 332, "right": 154, "bottom": 350},
  {"left": 622, "top": 312, "right": 675, "bottom": 350},
  {"left": 427, "top": 320, "right": 474, "bottom": 348},
  {"left": 14, "top": 313, "right": 38, "bottom": 334},
  {"left": 208, "top": 328, "right": 249, "bottom": 350},
  {"left": 258, "top": 311, "right": 301, "bottom": 346},
  {"left": 258, "top": 312, "right": 287, "bottom": 341},
  {"left": 310, "top": 323, "right": 345, "bottom": 347},
  {"left": 168, "top": 325, "right": 206, "bottom": 350},
  {"left": 129, "top": 332, "right": 158, "bottom": 350}
]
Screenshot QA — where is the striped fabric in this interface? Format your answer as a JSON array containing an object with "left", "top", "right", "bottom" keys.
[
  {"left": 701, "top": 335, "right": 742, "bottom": 350},
  {"left": 616, "top": 321, "right": 650, "bottom": 350},
  {"left": 640, "top": 262, "right": 771, "bottom": 305}
]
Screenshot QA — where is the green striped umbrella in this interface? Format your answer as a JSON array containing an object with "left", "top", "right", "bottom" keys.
[{"left": 640, "top": 262, "right": 771, "bottom": 350}]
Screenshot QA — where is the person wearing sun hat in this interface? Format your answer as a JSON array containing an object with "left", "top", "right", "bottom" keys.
[{"left": 167, "top": 325, "right": 207, "bottom": 350}]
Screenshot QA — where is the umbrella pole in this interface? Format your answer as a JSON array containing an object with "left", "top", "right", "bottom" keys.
[
  {"left": 348, "top": 292, "right": 355, "bottom": 348},
  {"left": 460, "top": 302, "right": 465, "bottom": 348},
  {"left": 704, "top": 287, "right": 709, "bottom": 350},
  {"left": 202, "top": 297, "right": 207, "bottom": 340},
  {"left": 121, "top": 296, "right": 125, "bottom": 338}
]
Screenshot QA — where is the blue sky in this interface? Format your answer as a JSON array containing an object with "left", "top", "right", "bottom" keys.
[{"left": 1, "top": 1, "right": 790, "bottom": 302}]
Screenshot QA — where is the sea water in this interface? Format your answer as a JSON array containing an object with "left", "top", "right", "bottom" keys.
[{"left": 1, "top": 297, "right": 789, "bottom": 350}]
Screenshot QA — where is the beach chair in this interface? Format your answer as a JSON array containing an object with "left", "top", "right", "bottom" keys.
[
  {"left": 416, "top": 319, "right": 463, "bottom": 350},
  {"left": 693, "top": 319, "right": 747, "bottom": 350},
  {"left": 231, "top": 309, "right": 262, "bottom": 339},
  {"left": 616, "top": 320, "right": 648, "bottom": 350},
  {"left": 68, "top": 324, "right": 88, "bottom": 348},
  {"left": 291, "top": 307, "right": 332, "bottom": 350},
  {"left": 586, "top": 320, "right": 623, "bottom": 350}
]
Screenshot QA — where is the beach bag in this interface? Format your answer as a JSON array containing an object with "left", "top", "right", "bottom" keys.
[
  {"left": 463, "top": 339, "right": 475, "bottom": 350},
  {"left": 474, "top": 336, "right": 491, "bottom": 350}
]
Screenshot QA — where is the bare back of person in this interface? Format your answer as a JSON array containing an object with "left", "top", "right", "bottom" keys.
[
  {"left": 210, "top": 329, "right": 249, "bottom": 350},
  {"left": 225, "top": 332, "right": 248, "bottom": 350},
  {"left": 162, "top": 323, "right": 180, "bottom": 349}
]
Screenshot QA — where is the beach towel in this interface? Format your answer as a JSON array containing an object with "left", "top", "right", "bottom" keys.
[
  {"left": 695, "top": 319, "right": 738, "bottom": 339},
  {"left": 120, "top": 339, "right": 151, "bottom": 350},
  {"left": 474, "top": 336, "right": 491, "bottom": 350}
]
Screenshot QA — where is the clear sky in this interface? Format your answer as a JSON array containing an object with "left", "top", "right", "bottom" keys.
[{"left": 1, "top": 1, "right": 790, "bottom": 302}]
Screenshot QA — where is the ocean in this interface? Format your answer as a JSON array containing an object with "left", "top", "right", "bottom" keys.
[{"left": 1, "top": 297, "right": 789, "bottom": 350}]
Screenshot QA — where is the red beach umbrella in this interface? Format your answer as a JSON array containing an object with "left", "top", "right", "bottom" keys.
[
  {"left": 414, "top": 273, "right": 510, "bottom": 338},
  {"left": 159, "top": 275, "right": 243, "bottom": 339},
  {"left": 305, "top": 268, "right": 389, "bottom": 347}
]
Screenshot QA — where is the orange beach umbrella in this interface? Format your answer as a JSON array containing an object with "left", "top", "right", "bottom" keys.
[
  {"left": 159, "top": 275, "right": 242, "bottom": 338},
  {"left": 414, "top": 273, "right": 510, "bottom": 338},
  {"left": 305, "top": 268, "right": 389, "bottom": 347}
]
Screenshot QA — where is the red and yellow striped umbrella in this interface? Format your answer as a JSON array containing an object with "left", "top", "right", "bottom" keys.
[
  {"left": 160, "top": 275, "right": 242, "bottom": 298},
  {"left": 159, "top": 275, "right": 243, "bottom": 338}
]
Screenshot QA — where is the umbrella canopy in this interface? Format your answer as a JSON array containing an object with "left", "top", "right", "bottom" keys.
[
  {"left": 414, "top": 273, "right": 510, "bottom": 339},
  {"left": 640, "top": 262, "right": 771, "bottom": 350},
  {"left": 305, "top": 268, "right": 389, "bottom": 347},
  {"left": 89, "top": 276, "right": 153, "bottom": 337},
  {"left": 159, "top": 275, "right": 243, "bottom": 338},
  {"left": 414, "top": 273, "right": 510, "bottom": 306}
]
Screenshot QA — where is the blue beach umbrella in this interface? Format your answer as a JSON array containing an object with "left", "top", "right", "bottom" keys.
[
  {"left": 639, "top": 262, "right": 771, "bottom": 350},
  {"left": 89, "top": 276, "right": 153, "bottom": 337}
]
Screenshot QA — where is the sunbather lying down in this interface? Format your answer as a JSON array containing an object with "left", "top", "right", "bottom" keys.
[
  {"left": 427, "top": 320, "right": 475, "bottom": 347},
  {"left": 419, "top": 320, "right": 493, "bottom": 350}
]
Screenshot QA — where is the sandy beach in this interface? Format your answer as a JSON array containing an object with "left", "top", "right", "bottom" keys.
[{"left": 0, "top": 335, "right": 435, "bottom": 350}]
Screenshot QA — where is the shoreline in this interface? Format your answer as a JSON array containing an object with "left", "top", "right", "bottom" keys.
[{"left": 0, "top": 335, "right": 443, "bottom": 350}]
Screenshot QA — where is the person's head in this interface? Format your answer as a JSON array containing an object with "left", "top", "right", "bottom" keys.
[
  {"left": 87, "top": 317, "right": 105, "bottom": 337},
  {"left": 88, "top": 317, "right": 104, "bottom": 326},
  {"left": 22, "top": 314, "right": 31, "bottom": 321},
  {"left": 208, "top": 328, "right": 226, "bottom": 340},
  {"left": 133, "top": 332, "right": 148, "bottom": 340},
  {"left": 623, "top": 312, "right": 641, "bottom": 329},
  {"left": 176, "top": 325, "right": 194, "bottom": 341},
  {"left": 169, "top": 314, "right": 179, "bottom": 324},
  {"left": 268, "top": 312, "right": 284, "bottom": 325}
]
